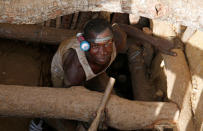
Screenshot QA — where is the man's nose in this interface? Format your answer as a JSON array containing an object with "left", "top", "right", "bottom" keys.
[{"left": 99, "top": 46, "right": 107, "bottom": 55}]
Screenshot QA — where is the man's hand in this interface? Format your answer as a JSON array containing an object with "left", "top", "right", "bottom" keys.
[{"left": 155, "top": 38, "right": 177, "bottom": 56}]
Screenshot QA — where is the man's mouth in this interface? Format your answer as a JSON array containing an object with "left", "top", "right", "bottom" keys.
[{"left": 97, "top": 55, "right": 111, "bottom": 63}]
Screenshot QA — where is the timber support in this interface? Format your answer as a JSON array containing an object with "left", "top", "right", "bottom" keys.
[{"left": 0, "top": 84, "right": 179, "bottom": 130}]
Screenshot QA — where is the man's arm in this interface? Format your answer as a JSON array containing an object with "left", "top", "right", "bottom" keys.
[
  {"left": 116, "top": 23, "right": 177, "bottom": 56},
  {"left": 62, "top": 49, "right": 86, "bottom": 88},
  {"left": 112, "top": 24, "right": 127, "bottom": 53}
]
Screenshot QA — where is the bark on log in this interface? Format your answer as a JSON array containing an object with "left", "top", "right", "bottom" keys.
[
  {"left": 0, "top": 24, "right": 77, "bottom": 44},
  {"left": 1, "top": 0, "right": 203, "bottom": 30},
  {"left": 0, "top": 84, "right": 179, "bottom": 130}
]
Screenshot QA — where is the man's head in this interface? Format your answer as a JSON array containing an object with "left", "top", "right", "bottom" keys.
[{"left": 84, "top": 18, "right": 114, "bottom": 65}]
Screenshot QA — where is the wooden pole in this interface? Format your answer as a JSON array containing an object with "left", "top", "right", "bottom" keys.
[
  {"left": 88, "top": 77, "right": 115, "bottom": 131},
  {"left": 0, "top": 84, "right": 179, "bottom": 130}
]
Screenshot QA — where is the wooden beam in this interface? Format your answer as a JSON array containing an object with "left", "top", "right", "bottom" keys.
[
  {"left": 56, "top": 17, "right": 61, "bottom": 28},
  {"left": 1, "top": 0, "right": 203, "bottom": 30},
  {"left": 0, "top": 24, "right": 77, "bottom": 44},
  {"left": 70, "top": 12, "right": 79, "bottom": 29},
  {"left": 185, "top": 30, "right": 203, "bottom": 131},
  {"left": 151, "top": 20, "right": 195, "bottom": 131},
  {"left": 181, "top": 27, "right": 196, "bottom": 43},
  {"left": 129, "top": 14, "right": 140, "bottom": 25},
  {"left": 162, "top": 49, "right": 195, "bottom": 131},
  {"left": 0, "top": 84, "right": 179, "bottom": 130},
  {"left": 61, "top": 14, "right": 73, "bottom": 29}
]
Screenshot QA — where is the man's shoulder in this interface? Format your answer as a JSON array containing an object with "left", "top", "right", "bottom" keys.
[
  {"left": 62, "top": 48, "right": 77, "bottom": 64},
  {"left": 63, "top": 48, "right": 86, "bottom": 85}
]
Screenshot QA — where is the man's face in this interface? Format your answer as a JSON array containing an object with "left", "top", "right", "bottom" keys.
[{"left": 88, "top": 28, "right": 113, "bottom": 65}]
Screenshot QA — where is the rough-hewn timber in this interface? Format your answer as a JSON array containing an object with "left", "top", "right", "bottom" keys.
[
  {"left": 151, "top": 20, "right": 195, "bottom": 131},
  {"left": 186, "top": 30, "right": 203, "bottom": 131},
  {"left": 0, "top": 85, "right": 179, "bottom": 130},
  {"left": 0, "top": 24, "right": 76, "bottom": 44}
]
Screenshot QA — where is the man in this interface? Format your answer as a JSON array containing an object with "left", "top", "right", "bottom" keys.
[
  {"left": 30, "top": 18, "right": 176, "bottom": 131},
  {"left": 51, "top": 18, "right": 176, "bottom": 90}
]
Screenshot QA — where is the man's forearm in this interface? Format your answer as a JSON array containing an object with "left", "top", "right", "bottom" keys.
[{"left": 118, "top": 24, "right": 158, "bottom": 47}]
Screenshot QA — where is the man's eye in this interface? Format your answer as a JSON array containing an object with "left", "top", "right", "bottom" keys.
[
  {"left": 92, "top": 45, "right": 98, "bottom": 48},
  {"left": 104, "top": 43, "right": 109, "bottom": 47}
]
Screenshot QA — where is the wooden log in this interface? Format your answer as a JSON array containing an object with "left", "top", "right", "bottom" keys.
[
  {"left": 99, "top": 11, "right": 111, "bottom": 22},
  {"left": 162, "top": 49, "right": 195, "bottom": 131},
  {"left": 56, "top": 17, "right": 61, "bottom": 28},
  {"left": 112, "top": 13, "right": 129, "bottom": 24},
  {"left": 61, "top": 14, "right": 73, "bottom": 29},
  {"left": 0, "top": 24, "right": 77, "bottom": 44},
  {"left": 185, "top": 30, "right": 203, "bottom": 131},
  {"left": 129, "top": 14, "right": 140, "bottom": 25},
  {"left": 151, "top": 20, "right": 177, "bottom": 39},
  {"left": 142, "top": 27, "right": 154, "bottom": 67},
  {"left": 70, "top": 12, "right": 79, "bottom": 29},
  {"left": 150, "top": 52, "right": 167, "bottom": 99},
  {"left": 0, "top": 84, "right": 179, "bottom": 130},
  {"left": 45, "top": 20, "right": 51, "bottom": 27},
  {"left": 76, "top": 12, "right": 92, "bottom": 30},
  {"left": 181, "top": 27, "right": 196, "bottom": 43},
  {"left": 1, "top": 0, "right": 203, "bottom": 31},
  {"left": 151, "top": 20, "right": 195, "bottom": 131}
]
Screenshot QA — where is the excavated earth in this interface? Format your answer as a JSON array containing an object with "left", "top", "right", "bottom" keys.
[{"left": 0, "top": 39, "right": 55, "bottom": 131}]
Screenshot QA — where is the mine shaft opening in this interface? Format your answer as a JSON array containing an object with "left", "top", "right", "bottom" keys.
[{"left": 0, "top": 11, "right": 179, "bottom": 131}]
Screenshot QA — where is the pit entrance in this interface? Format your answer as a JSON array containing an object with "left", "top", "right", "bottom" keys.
[{"left": 0, "top": 12, "right": 176, "bottom": 131}]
